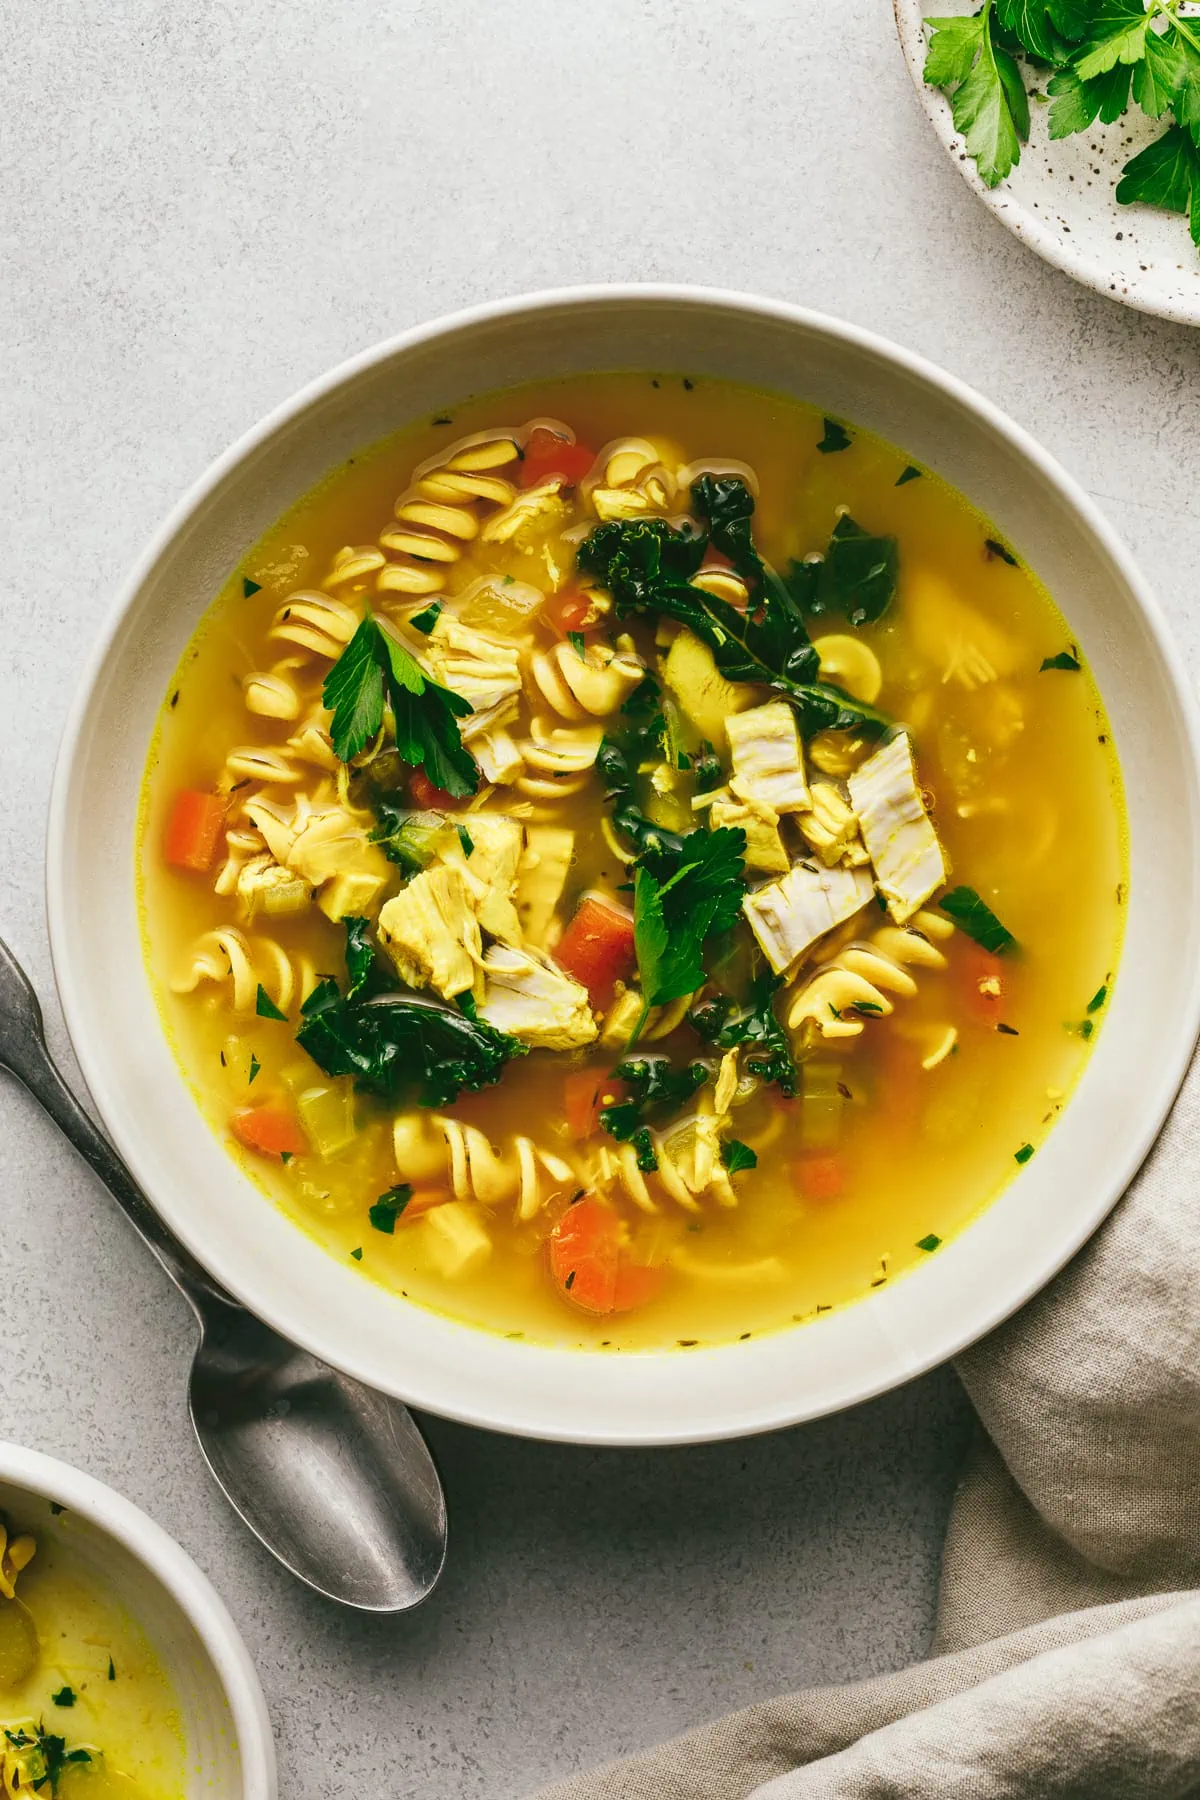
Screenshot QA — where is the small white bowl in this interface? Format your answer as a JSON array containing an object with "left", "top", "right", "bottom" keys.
[
  {"left": 894, "top": 0, "right": 1200, "bottom": 325},
  {"left": 46, "top": 285, "right": 1200, "bottom": 1445},
  {"left": 0, "top": 1442, "right": 274, "bottom": 1797}
]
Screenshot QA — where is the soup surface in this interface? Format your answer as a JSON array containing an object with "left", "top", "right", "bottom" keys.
[
  {"left": 139, "top": 374, "right": 1126, "bottom": 1350},
  {"left": 0, "top": 1510, "right": 185, "bottom": 1798}
]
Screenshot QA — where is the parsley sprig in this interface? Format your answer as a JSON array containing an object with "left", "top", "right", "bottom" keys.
[
  {"left": 322, "top": 614, "right": 478, "bottom": 795},
  {"left": 924, "top": 0, "right": 1200, "bottom": 252},
  {"left": 631, "top": 829, "right": 747, "bottom": 1041}
]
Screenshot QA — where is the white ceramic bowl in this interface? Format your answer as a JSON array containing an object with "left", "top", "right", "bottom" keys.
[
  {"left": 47, "top": 286, "right": 1200, "bottom": 1446},
  {"left": 0, "top": 1442, "right": 274, "bottom": 1797}
]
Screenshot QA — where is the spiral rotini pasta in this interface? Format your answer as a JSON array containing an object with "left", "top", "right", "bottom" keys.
[
  {"left": 528, "top": 638, "right": 645, "bottom": 722},
  {"left": 787, "top": 910, "right": 958, "bottom": 1064},
  {"left": 170, "top": 925, "right": 317, "bottom": 1017},
  {"left": 581, "top": 436, "right": 678, "bottom": 521},
  {"left": 392, "top": 1112, "right": 578, "bottom": 1222}
]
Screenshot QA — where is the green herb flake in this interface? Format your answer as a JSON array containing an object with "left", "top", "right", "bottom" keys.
[
  {"left": 722, "top": 1140, "right": 758, "bottom": 1175},
  {"left": 242, "top": 577, "right": 261, "bottom": 597},
  {"left": 939, "top": 886, "right": 1016, "bottom": 954},
  {"left": 369, "top": 1184, "right": 412, "bottom": 1235},
  {"left": 108, "top": 1657, "right": 115, "bottom": 1681},
  {"left": 896, "top": 464, "right": 923, "bottom": 486},
  {"left": 350, "top": 1247, "right": 363, "bottom": 1261},
  {"left": 408, "top": 601, "right": 442, "bottom": 635},
  {"left": 51, "top": 1687, "right": 75, "bottom": 1708},
  {"left": 566, "top": 630, "right": 587, "bottom": 661},
  {"left": 456, "top": 825, "right": 475, "bottom": 858},
  {"left": 817, "top": 418, "right": 852, "bottom": 454},
  {"left": 247, "top": 1054, "right": 261, "bottom": 1086},
  {"left": 1041, "top": 650, "right": 1081, "bottom": 671},
  {"left": 1087, "top": 984, "right": 1108, "bottom": 1013},
  {"left": 48, "top": 1503, "right": 65, "bottom": 1516},
  {"left": 255, "top": 985, "right": 287, "bottom": 1021},
  {"left": 279, "top": 1150, "right": 293, "bottom": 1165},
  {"left": 917, "top": 1233, "right": 942, "bottom": 1252},
  {"left": 1014, "top": 1142, "right": 1035, "bottom": 1165}
]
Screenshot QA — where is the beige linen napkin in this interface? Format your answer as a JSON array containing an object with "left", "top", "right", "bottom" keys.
[{"left": 533, "top": 1053, "right": 1200, "bottom": 1799}]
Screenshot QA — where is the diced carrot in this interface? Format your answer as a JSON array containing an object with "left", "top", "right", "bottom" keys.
[
  {"left": 231, "top": 1106, "right": 309, "bottom": 1159},
  {"left": 519, "top": 427, "right": 595, "bottom": 490},
  {"left": 548, "top": 1199, "right": 662, "bottom": 1317},
  {"left": 554, "top": 896, "right": 636, "bottom": 1011},
  {"left": 408, "top": 768, "right": 467, "bottom": 811},
  {"left": 612, "top": 1261, "right": 665, "bottom": 1313},
  {"left": 543, "top": 587, "right": 604, "bottom": 637},
  {"left": 165, "top": 790, "right": 226, "bottom": 872},
  {"left": 549, "top": 1197, "right": 620, "bottom": 1314},
  {"left": 401, "top": 1188, "right": 451, "bottom": 1221},
  {"left": 563, "top": 1070, "right": 628, "bottom": 1141},
  {"left": 795, "top": 1153, "right": 844, "bottom": 1202},
  {"left": 966, "top": 947, "right": 1005, "bottom": 1023}
]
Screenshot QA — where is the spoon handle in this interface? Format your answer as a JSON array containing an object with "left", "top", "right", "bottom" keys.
[{"left": 0, "top": 950, "right": 227, "bottom": 1316}]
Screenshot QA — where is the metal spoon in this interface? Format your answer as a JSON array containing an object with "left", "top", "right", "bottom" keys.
[{"left": 0, "top": 935, "right": 447, "bottom": 1612}]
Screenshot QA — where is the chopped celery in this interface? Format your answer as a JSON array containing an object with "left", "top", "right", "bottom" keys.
[
  {"left": 420, "top": 1202, "right": 492, "bottom": 1279},
  {"left": 221, "top": 1035, "right": 258, "bottom": 1100},
  {"left": 371, "top": 807, "right": 455, "bottom": 874},
  {"left": 800, "top": 1060, "right": 843, "bottom": 1150},
  {"left": 459, "top": 576, "right": 545, "bottom": 633},
  {"left": 295, "top": 1083, "right": 357, "bottom": 1159}
]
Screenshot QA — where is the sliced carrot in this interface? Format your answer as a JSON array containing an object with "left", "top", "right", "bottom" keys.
[
  {"left": 795, "top": 1153, "right": 844, "bottom": 1202},
  {"left": 165, "top": 790, "right": 226, "bottom": 872},
  {"left": 519, "top": 427, "right": 595, "bottom": 490},
  {"left": 542, "top": 587, "right": 604, "bottom": 638},
  {"left": 549, "top": 1197, "right": 620, "bottom": 1314},
  {"left": 966, "top": 947, "right": 1005, "bottom": 1023},
  {"left": 554, "top": 896, "right": 636, "bottom": 1011},
  {"left": 612, "top": 1261, "right": 665, "bottom": 1313},
  {"left": 408, "top": 768, "right": 467, "bottom": 811},
  {"left": 564, "top": 1070, "right": 630, "bottom": 1141},
  {"left": 231, "top": 1106, "right": 309, "bottom": 1159},
  {"left": 401, "top": 1187, "right": 451, "bottom": 1221}
]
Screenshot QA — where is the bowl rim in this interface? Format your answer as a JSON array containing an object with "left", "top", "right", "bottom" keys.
[
  {"left": 45, "top": 282, "right": 1200, "bottom": 1444},
  {"left": 0, "top": 1439, "right": 276, "bottom": 1798}
]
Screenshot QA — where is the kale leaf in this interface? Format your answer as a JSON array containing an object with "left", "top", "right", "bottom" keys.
[
  {"left": 577, "top": 494, "right": 888, "bottom": 738},
  {"left": 298, "top": 979, "right": 523, "bottom": 1106},
  {"left": 298, "top": 923, "right": 523, "bottom": 1106},
  {"left": 600, "top": 1055, "right": 710, "bottom": 1144},
  {"left": 688, "top": 969, "right": 797, "bottom": 1096}
]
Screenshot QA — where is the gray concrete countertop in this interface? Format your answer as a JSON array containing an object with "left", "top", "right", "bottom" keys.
[{"left": 2, "top": 3, "right": 1197, "bottom": 1794}]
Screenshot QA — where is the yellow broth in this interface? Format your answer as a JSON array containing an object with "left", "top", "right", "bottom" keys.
[
  {"left": 0, "top": 1512, "right": 185, "bottom": 1798},
  {"left": 138, "top": 373, "right": 1126, "bottom": 1350}
]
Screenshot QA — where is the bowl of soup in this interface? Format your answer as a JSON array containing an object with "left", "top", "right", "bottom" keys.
[
  {"left": 0, "top": 1442, "right": 273, "bottom": 1798},
  {"left": 47, "top": 287, "right": 1200, "bottom": 1443}
]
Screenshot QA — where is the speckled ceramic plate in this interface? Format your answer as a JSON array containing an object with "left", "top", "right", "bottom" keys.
[{"left": 895, "top": 0, "right": 1200, "bottom": 325}]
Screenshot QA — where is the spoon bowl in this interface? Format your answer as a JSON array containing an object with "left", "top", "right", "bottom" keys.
[
  {"left": 189, "top": 1297, "right": 446, "bottom": 1611},
  {"left": 0, "top": 933, "right": 447, "bottom": 1611}
]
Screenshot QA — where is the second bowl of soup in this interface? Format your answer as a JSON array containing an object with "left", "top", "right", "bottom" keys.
[{"left": 48, "top": 289, "right": 1200, "bottom": 1442}]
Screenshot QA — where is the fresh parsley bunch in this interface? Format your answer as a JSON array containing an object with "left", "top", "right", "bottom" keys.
[{"left": 924, "top": 0, "right": 1200, "bottom": 251}]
